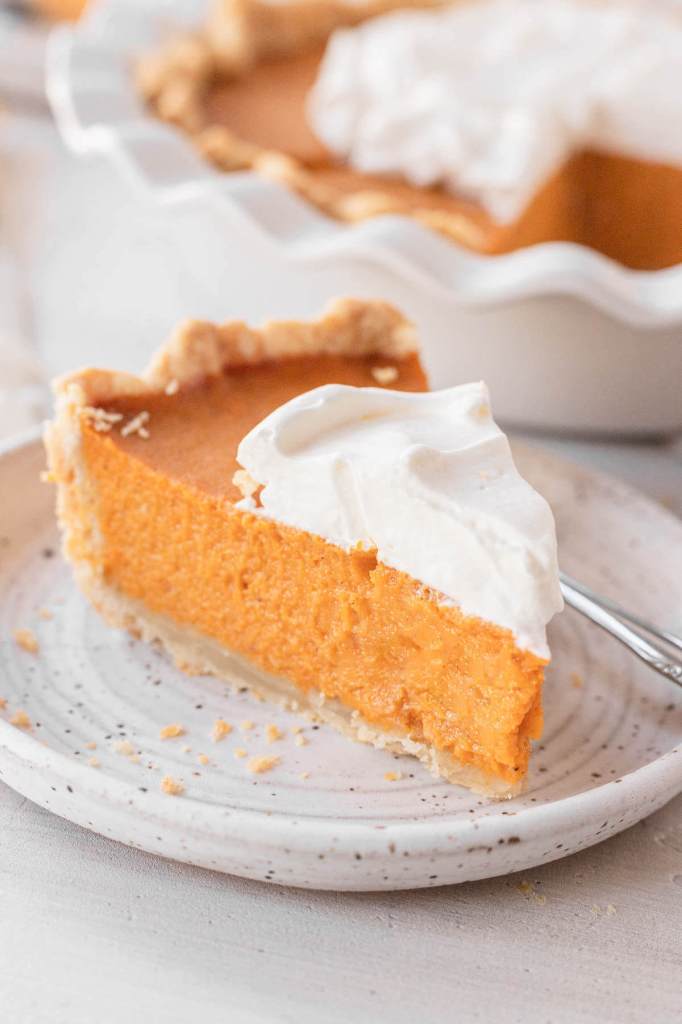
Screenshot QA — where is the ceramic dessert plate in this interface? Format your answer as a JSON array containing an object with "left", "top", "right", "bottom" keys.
[{"left": 0, "top": 429, "right": 681, "bottom": 891}]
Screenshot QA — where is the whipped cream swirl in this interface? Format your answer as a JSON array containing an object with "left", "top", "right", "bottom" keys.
[
  {"left": 308, "top": 0, "right": 682, "bottom": 221},
  {"left": 236, "top": 381, "right": 562, "bottom": 657}
]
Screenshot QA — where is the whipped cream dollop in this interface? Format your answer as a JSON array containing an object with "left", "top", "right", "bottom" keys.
[
  {"left": 308, "top": 0, "right": 682, "bottom": 222},
  {"left": 236, "top": 382, "right": 562, "bottom": 657}
]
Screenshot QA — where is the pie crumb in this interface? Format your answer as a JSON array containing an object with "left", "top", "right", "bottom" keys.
[
  {"left": 13, "top": 628, "right": 39, "bottom": 654},
  {"left": 294, "top": 734, "right": 308, "bottom": 747},
  {"left": 87, "top": 756, "right": 100, "bottom": 768},
  {"left": 292, "top": 725, "right": 304, "bottom": 734},
  {"left": 232, "top": 468, "right": 260, "bottom": 500},
  {"left": 113, "top": 739, "right": 135, "bottom": 756},
  {"left": 181, "top": 744, "right": 192, "bottom": 754},
  {"left": 40, "top": 470, "right": 56, "bottom": 484},
  {"left": 299, "top": 771, "right": 310, "bottom": 781},
  {"left": 0, "top": 697, "right": 6, "bottom": 710},
  {"left": 518, "top": 880, "right": 546, "bottom": 906},
  {"left": 384, "top": 771, "right": 402, "bottom": 782},
  {"left": 197, "top": 753, "right": 210, "bottom": 766},
  {"left": 265, "top": 723, "right": 283, "bottom": 744},
  {"left": 82, "top": 406, "right": 123, "bottom": 433},
  {"left": 161, "top": 775, "right": 184, "bottom": 796},
  {"left": 570, "top": 672, "right": 584, "bottom": 689},
  {"left": 121, "top": 410, "right": 150, "bottom": 440},
  {"left": 38, "top": 608, "right": 53, "bottom": 621},
  {"left": 160, "top": 723, "right": 185, "bottom": 740},
  {"left": 247, "top": 755, "right": 279, "bottom": 775},
  {"left": 239, "top": 720, "right": 254, "bottom": 733},
  {"left": 371, "top": 365, "right": 399, "bottom": 386},
  {"left": 10, "top": 709, "right": 31, "bottom": 730},
  {"left": 85, "top": 741, "right": 97, "bottom": 750},
  {"left": 164, "top": 378, "right": 179, "bottom": 396},
  {"left": 211, "top": 718, "right": 233, "bottom": 742},
  {"left": 234, "top": 747, "right": 248, "bottom": 759}
]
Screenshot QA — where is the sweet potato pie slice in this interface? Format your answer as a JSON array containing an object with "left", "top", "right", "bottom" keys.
[{"left": 44, "top": 299, "right": 561, "bottom": 795}]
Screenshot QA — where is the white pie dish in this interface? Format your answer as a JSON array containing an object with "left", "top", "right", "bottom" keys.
[{"left": 46, "top": 0, "right": 682, "bottom": 437}]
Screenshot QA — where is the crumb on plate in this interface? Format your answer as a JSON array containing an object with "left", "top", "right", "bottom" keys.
[
  {"left": 211, "top": 718, "right": 233, "bottom": 742},
  {"left": 113, "top": 739, "right": 135, "bottom": 756},
  {"left": 10, "top": 709, "right": 31, "bottom": 730},
  {"left": 161, "top": 775, "right": 184, "bottom": 796},
  {"left": 247, "top": 755, "right": 279, "bottom": 775},
  {"left": 160, "top": 723, "right": 185, "bottom": 740},
  {"left": 13, "top": 628, "right": 39, "bottom": 654}
]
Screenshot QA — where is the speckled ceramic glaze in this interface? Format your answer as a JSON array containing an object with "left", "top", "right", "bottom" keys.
[{"left": 0, "top": 431, "right": 680, "bottom": 890}]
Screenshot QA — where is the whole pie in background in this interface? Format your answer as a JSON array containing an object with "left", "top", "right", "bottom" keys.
[{"left": 137, "top": 0, "right": 682, "bottom": 270}]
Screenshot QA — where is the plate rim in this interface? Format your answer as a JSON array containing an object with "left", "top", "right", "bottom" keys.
[{"left": 1, "top": 429, "right": 681, "bottom": 862}]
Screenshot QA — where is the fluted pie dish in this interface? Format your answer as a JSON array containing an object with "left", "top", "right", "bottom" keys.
[
  {"left": 44, "top": 299, "right": 562, "bottom": 796},
  {"left": 46, "top": 0, "right": 682, "bottom": 436}
]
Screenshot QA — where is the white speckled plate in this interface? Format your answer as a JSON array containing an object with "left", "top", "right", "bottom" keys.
[{"left": 0, "top": 430, "right": 681, "bottom": 890}]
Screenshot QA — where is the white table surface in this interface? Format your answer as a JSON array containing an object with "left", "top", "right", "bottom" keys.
[{"left": 1, "top": 47, "right": 681, "bottom": 1024}]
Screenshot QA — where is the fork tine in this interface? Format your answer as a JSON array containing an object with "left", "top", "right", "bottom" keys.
[
  {"left": 559, "top": 572, "right": 682, "bottom": 654},
  {"left": 559, "top": 576, "right": 682, "bottom": 690}
]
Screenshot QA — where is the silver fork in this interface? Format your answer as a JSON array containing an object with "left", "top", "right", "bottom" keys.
[{"left": 560, "top": 573, "right": 682, "bottom": 689}]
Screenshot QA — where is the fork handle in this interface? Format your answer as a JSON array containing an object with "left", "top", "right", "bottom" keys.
[{"left": 560, "top": 579, "right": 682, "bottom": 689}]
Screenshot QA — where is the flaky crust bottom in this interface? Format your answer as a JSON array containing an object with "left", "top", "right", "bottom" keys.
[{"left": 68, "top": 560, "right": 521, "bottom": 799}]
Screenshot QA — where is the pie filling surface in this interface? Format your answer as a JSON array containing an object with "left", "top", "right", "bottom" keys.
[{"left": 47, "top": 316, "right": 557, "bottom": 794}]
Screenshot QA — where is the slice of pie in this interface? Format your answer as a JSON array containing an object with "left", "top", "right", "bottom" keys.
[
  {"left": 45, "top": 298, "right": 562, "bottom": 796},
  {"left": 136, "top": 0, "right": 682, "bottom": 270}
]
